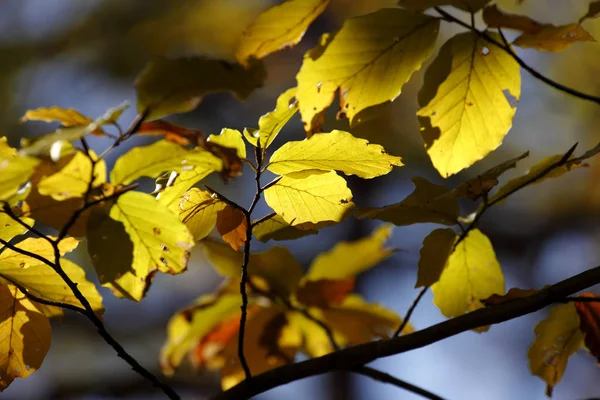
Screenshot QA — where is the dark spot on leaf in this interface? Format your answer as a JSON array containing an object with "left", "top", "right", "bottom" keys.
[
  {"left": 340, "top": 199, "right": 349, "bottom": 204},
  {"left": 160, "top": 257, "right": 168, "bottom": 266},
  {"left": 336, "top": 111, "right": 347, "bottom": 120},
  {"left": 153, "top": 227, "right": 161, "bottom": 235},
  {"left": 161, "top": 243, "right": 169, "bottom": 252},
  {"left": 466, "top": 101, "right": 473, "bottom": 106},
  {"left": 431, "top": 111, "right": 436, "bottom": 116},
  {"left": 345, "top": 103, "right": 349, "bottom": 109}
]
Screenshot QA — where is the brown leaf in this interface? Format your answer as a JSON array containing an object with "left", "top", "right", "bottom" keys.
[
  {"left": 216, "top": 206, "right": 247, "bottom": 251},
  {"left": 137, "top": 120, "right": 204, "bottom": 145},
  {"left": 483, "top": 5, "right": 542, "bottom": 34},
  {"left": 573, "top": 292, "right": 600, "bottom": 362},
  {"left": 203, "top": 141, "right": 243, "bottom": 180},
  {"left": 482, "top": 287, "right": 539, "bottom": 306},
  {"left": 295, "top": 278, "right": 356, "bottom": 308}
]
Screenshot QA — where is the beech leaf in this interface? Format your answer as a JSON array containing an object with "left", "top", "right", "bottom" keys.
[
  {"left": 216, "top": 206, "right": 247, "bottom": 251},
  {"left": 416, "top": 228, "right": 456, "bottom": 288},
  {"left": 573, "top": 293, "right": 600, "bottom": 363},
  {"left": 171, "top": 188, "right": 226, "bottom": 241},
  {"left": 244, "top": 88, "right": 298, "bottom": 149},
  {"left": 253, "top": 214, "right": 318, "bottom": 242}
]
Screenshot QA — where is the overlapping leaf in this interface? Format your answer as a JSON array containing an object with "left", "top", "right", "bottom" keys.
[
  {"left": 236, "top": 0, "right": 330, "bottom": 65},
  {"left": 253, "top": 214, "right": 318, "bottom": 242},
  {"left": 0, "top": 286, "right": 51, "bottom": 390},
  {"left": 264, "top": 170, "right": 353, "bottom": 226},
  {"left": 267, "top": 130, "right": 402, "bottom": 179},
  {"left": 528, "top": 304, "right": 584, "bottom": 396},
  {"left": 417, "top": 228, "right": 456, "bottom": 287},
  {"left": 359, "top": 177, "right": 459, "bottom": 226},
  {"left": 0, "top": 208, "right": 33, "bottom": 243},
  {"left": 216, "top": 206, "right": 247, "bottom": 251},
  {"left": 296, "top": 8, "right": 439, "bottom": 131},
  {"left": 0, "top": 138, "right": 39, "bottom": 202},
  {"left": 573, "top": 293, "right": 600, "bottom": 363},
  {"left": 417, "top": 31, "right": 521, "bottom": 177},
  {"left": 244, "top": 88, "right": 298, "bottom": 149},
  {"left": 135, "top": 57, "right": 266, "bottom": 120},
  {"left": 431, "top": 229, "right": 504, "bottom": 321},
  {"left": 171, "top": 188, "right": 226, "bottom": 241},
  {"left": 207, "top": 129, "right": 246, "bottom": 159}
]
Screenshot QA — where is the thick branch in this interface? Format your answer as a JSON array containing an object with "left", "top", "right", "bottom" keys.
[{"left": 214, "top": 263, "right": 600, "bottom": 399}]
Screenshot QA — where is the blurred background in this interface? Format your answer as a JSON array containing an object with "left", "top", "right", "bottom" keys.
[{"left": 1, "top": 0, "right": 600, "bottom": 399}]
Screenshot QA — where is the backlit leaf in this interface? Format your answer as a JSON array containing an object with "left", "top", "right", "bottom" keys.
[
  {"left": 135, "top": 57, "right": 267, "bottom": 120},
  {"left": 19, "top": 126, "right": 93, "bottom": 157},
  {"left": 207, "top": 129, "right": 246, "bottom": 159},
  {"left": 137, "top": 120, "right": 204, "bottom": 146},
  {"left": 38, "top": 150, "right": 106, "bottom": 201},
  {"left": 267, "top": 130, "right": 402, "bottom": 179},
  {"left": 359, "top": 177, "right": 459, "bottom": 226},
  {"left": 160, "top": 293, "right": 241, "bottom": 375},
  {"left": 244, "top": 88, "right": 298, "bottom": 149},
  {"left": 296, "top": 9, "right": 439, "bottom": 132},
  {"left": 398, "top": 0, "right": 490, "bottom": 12},
  {"left": 171, "top": 188, "right": 226, "bottom": 241},
  {"left": 305, "top": 225, "right": 394, "bottom": 281},
  {"left": 431, "top": 229, "right": 504, "bottom": 321},
  {"left": 416, "top": 228, "right": 456, "bottom": 288},
  {"left": 0, "top": 237, "right": 78, "bottom": 267},
  {"left": 236, "top": 0, "right": 330, "bottom": 65},
  {"left": 264, "top": 170, "right": 353, "bottom": 226},
  {"left": 0, "top": 258, "right": 103, "bottom": 318},
  {"left": 20, "top": 106, "right": 103, "bottom": 136},
  {"left": 216, "top": 206, "right": 247, "bottom": 251},
  {"left": 573, "top": 293, "right": 600, "bottom": 363},
  {"left": 528, "top": 303, "right": 584, "bottom": 396},
  {"left": 0, "top": 208, "right": 33, "bottom": 243},
  {"left": 0, "top": 286, "right": 51, "bottom": 390},
  {"left": 417, "top": 32, "right": 521, "bottom": 177},
  {"left": 110, "top": 140, "right": 222, "bottom": 185},
  {"left": 0, "top": 138, "right": 40, "bottom": 202},
  {"left": 253, "top": 214, "right": 318, "bottom": 242}
]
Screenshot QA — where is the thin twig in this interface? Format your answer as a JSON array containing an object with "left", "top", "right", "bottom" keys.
[
  {"left": 434, "top": 7, "right": 600, "bottom": 105},
  {"left": 355, "top": 366, "right": 446, "bottom": 400},
  {"left": 562, "top": 297, "right": 600, "bottom": 303},
  {"left": 394, "top": 286, "right": 429, "bottom": 337}
]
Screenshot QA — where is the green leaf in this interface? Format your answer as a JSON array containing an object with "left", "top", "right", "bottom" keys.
[
  {"left": 416, "top": 228, "right": 456, "bottom": 287},
  {"left": 88, "top": 192, "right": 194, "bottom": 301},
  {"left": 110, "top": 140, "right": 222, "bottom": 185},
  {"left": 135, "top": 57, "right": 267, "bottom": 120},
  {"left": 359, "top": 177, "right": 459, "bottom": 226},
  {"left": 160, "top": 293, "right": 241, "bottom": 375},
  {"left": 0, "top": 286, "right": 51, "bottom": 390},
  {"left": 528, "top": 304, "right": 584, "bottom": 396},
  {"left": 236, "top": 0, "right": 330, "bottom": 65},
  {"left": 264, "top": 170, "right": 354, "bottom": 227},
  {"left": 20, "top": 106, "right": 94, "bottom": 127},
  {"left": 397, "top": 0, "right": 490, "bottom": 12},
  {"left": 171, "top": 188, "right": 226, "bottom": 241},
  {"left": 305, "top": 225, "right": 394, "bottom": 281},
  {"left": 253, "top": 214, "right": 318, "bottom": 242},
  {"left": 244, "top": 88, "right": 298, "bottom": 149},
  {"left": 431, "top": 229, "right": 504, "bottom": 321},
  {"left": 37, "top": 151, "right": 106, "bottom": 201},
  {"left": 0, "top": 138, "right": 40, "bottom": 202},
  {"left": 296, "top": 8, "right": 439, "bottom": 131},
  {"left": 267, "top": 130, "right": 402, "bottom": 179},
  {"left": 207, "top": 129, "right": 246, "bottom": 159},
  {"left": 417, "top": 32, "right": 521, "bottom": 177}
]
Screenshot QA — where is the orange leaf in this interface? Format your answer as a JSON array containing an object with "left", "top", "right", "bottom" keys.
[
  {"left": 138, "top": 120, "right": 204, "bottom": 145},
  {"left": 295, "top": 278, "right": 355, "bottom": 308},
  {"left": 216, "top": 206, "right": 247, "bottom": 251},
  {"left": 482, "top": 287, "right": 540, "bottom": 306},
  {"left": 574, "top": 292, "right": 600, "bottom": 362}
]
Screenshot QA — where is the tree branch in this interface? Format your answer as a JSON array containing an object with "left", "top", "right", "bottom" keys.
[
  {"left": 214, "top": 263, "right": 600, "bottom": 399},
  {"left": 434, "top": 7, "right": 600, "bottom": 105},
  {"left": 355, "top": 366, "right": 446, "bottom": 400}
]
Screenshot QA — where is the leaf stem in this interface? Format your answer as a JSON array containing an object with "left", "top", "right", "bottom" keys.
[{"left": 394, "top": 286, "right": 428, "bottom": 337}]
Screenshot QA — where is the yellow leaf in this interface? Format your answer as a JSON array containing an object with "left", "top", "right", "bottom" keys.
[
  {"left": 417, "top": 32, "right": 521, "bottom": 177},
  {"left": 267, "top": 130, "right": 402, "bottom": 179},
  {"left": 416, "top": 228, "right": 456, "bottom": 288},
  {"left": 528, "top": 304, "right": 584, "bottom": 396},
  {"left": 359, "top": 177, "right": 459, "bottom": 226},
  {"left": 264, "top": 170, "right": 354, "bottom": 226},
  {"left": 19, "top": 126, "right": 95, "bottom": 157},
  {"left": 160, "top": 293, "right": 241, "bottom": 375},
  {"left": 305, "top": 225, "right": 394, "bottom": 281},
  {"left": 171, "top": 188, "right": 226, "bottom": 241},
  {"left": 207, "top": 129, "right": 246, "bottom": 159},
  {"left": 398, "top": 0, "right": 490, "bottom": 12},
  {"left": 37, "top": 150, "right": 106, "bottom": 201},
  {"left": 296, "top": 9, "right": 439, "bottom": 131},
  {"left": 253, "top": 214, "right": 318, "bottom": 242},
  {"left": 488, "top": 149, "right": 577, "bottom": 205},
  {"left": 94, "top": 101, "right": 129, "bottom": 126},
  {"left": 0, "top": 237, "right": 78, "bottom": 267},
  {"left": 135, "top": 57, "right": 267, "bottom": 120},
  {"left": 19, "top": 106, "right": 104, "bottom": 135},
  {"left": 244, "top": 88, "right": 298, "bottom": 149},
  {"left": 0, "top": 207, "right": 33, "bottom": 243},
  {"left": 0, "top": 258, "right": 103, "bottom": 318},
  {"left": 216, "top": 206, "right": 247, "bottom": 251},
  {"left": 431, "top": 229, "right": 504, "bottom": 321},
  {"left": 452, "top": 151, "right": 529, "bottom": 200},
  {"left": 87, "top": 192, "right": 194, "bottom": 301},
  {"left": 0, "top": 286, "right": 51, "bottom": 390},
  {"left": 236, "top": 0, "right": 330, "bottom": 65},
  {"left": 110, "top": 140, "right": 222, "bottom": 185},
  {"left": 201, "top": 240, "right": 304, "bottom": 298},
  {"left": 0, "top": 138, "right": 39, "bottom": 202}
]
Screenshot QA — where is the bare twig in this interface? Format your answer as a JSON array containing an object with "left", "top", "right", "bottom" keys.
[
  {"left": 394, "top": 286, "right": 429, "bottom": 337},
  {"left": 356, "top": 366, "right": 446, "bottom": 400}
]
